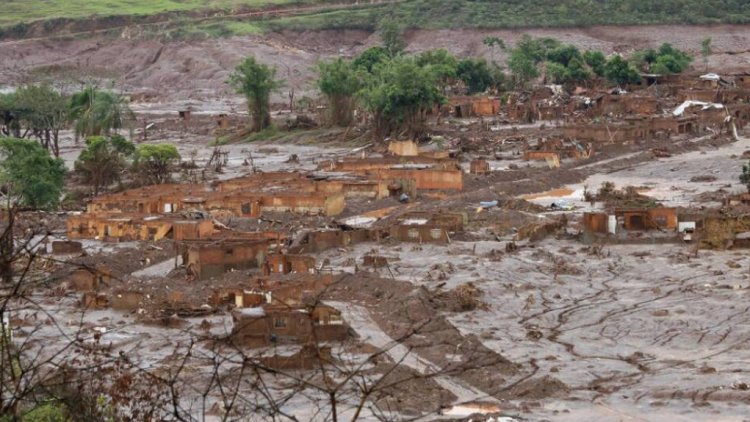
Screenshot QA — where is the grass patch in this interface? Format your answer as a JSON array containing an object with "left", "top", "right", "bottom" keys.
[{"left": 0, "top": 0, "right": 302, "bottom": 26}]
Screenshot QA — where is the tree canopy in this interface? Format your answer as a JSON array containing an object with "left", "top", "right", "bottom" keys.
[
  {"left": 133, "top": 144, "right": 180, "bottom": 185},
  {"left": 358, "top": 56, "right": 443, "bottom": 139},
  {"left": 603, "top": 55, "right": 641, "bottom": 85},
  {"left": 0, "top": 137, "right": 66, "bottom": 209},
  {"left": 74, "top": 135, "right": 135, "bottom": 195}
]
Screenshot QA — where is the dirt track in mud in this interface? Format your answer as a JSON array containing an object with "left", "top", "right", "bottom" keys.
[{"left": 1, "top": 25, "right": 749, "bottom": 104}]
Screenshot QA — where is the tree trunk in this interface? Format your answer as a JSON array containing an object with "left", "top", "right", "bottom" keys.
[{"left": 0, "top": 208, "right": 14, "bottom": 284}]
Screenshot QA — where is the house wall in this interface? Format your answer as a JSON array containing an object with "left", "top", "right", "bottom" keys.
[{"left": 470, "top": 159, "right": 490, "bottom": 174}]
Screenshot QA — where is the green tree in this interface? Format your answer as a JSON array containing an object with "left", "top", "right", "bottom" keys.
[
  {"left": 0, "top": 92, "right": 21, "bottom": 138},
  {"left": 546, "top": 44, "right": 582, "bottom": 66},
  {"left": 0, "top": 137, "right": 66, "bottom": 209},
  {"left": 506, "top": 35, "right": 561, "bottom": 88},
  {"left": 457, "top": 58, "right": 494, "bottom": 94},
  {"left": 353, "top": 46, "right": 389, "bottom": 73},
  {"left": 583, "top": 50, "right": 607, "bottom": 76},
  {"left": 74, "top": 135, "right": 135, "bottom": 195},
  {"left": 228, "top": 57, "right": 283, "bottom": 132},
  {"left": 133, "top": 144, "right": 180, "bottom": 185},
  {"left": 359, "top": 57, "right": 443, "bottom": 139},
  {"left": 416, "top": 49, "right": 459, "bottom": 93},
  {"left": 378, "top": 20, "right": 406, "bottom": 57},
  {"left": 545, "top": 61, "right": 570, "bottom": 84},
  {"left": 632, "top": 43, "right": 692, "bottom": 74},
  {"left": 507, "top": 49, "right": 539, "bottom": 88},
  {"left": 741, "top": 161, "right": 750, "bottom": 192},
  {"left": 70, "top": 86, "right": 132, "bottom": 142},
  {"left": 567, "top": 57, "right": 592, "bottom": 83},
  {"left": 317, "top": 58, "right": 361, "bottom": 127},
  {"left": 701, "top": 37, "right": 712, "bottom": 71},
  {"left": 603, "top": 55, "right": 641, "bottom": 85}
]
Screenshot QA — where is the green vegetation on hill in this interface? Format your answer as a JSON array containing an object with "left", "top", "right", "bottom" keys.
[
  {"left": 2, "top": 0, "right": 749, "bottom": 39},
  {"left": 266, "top": 0, "right": 750, "bottom": 31},
  {"left": 0, "top": 0, "right": 304, "bottom": 26}
]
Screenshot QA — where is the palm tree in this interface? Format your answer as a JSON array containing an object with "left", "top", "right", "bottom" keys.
[{"left": 70, "top": 86, "right": 133, "bottom": 141}]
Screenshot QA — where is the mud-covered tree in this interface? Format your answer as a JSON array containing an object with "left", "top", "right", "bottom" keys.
[
  {"left": 378, "top": 20, "right": 406, "bottom": 57},
  {"left": 229, "top": 57, "right": 283, "bottom": 132},
  {"left": 74, "top": 135, "right": 135, "bottom": 195},
  {"left": 359, "top": 56, "right": 443, "bottom": 139},
  {"left": 701, "top": 37, "right": 712, "bottom": 71},
  {"left": 317, "top": 58, "right": 362, "bottom": 127},
  {"left": 603, "top": 55, "right": 641, "bottom": 85},
  {"left": 0, "top": 137, "right": 66, "bottom": 209},
  {"left": 133, "top": 143, "right": 180, "bottom": 185},
  {"left": 70, "top": 85, "right": 132, "bottom": 142}
]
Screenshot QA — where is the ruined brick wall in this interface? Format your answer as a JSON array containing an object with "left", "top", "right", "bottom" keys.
[
  {"left": 188, "top": 242, "right": 269, "bottom": 280},
  {"left": 371, "top": 169, "right": 463, "bottom": 190},
  {"left": 389, "top": 225, "right": 449, "bottom": 243},
  {"left": 583, "top": 213, "right": 609, "bottom": 233}
]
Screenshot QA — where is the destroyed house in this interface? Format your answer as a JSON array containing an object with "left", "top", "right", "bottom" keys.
[
  {"left": 318, "top": 156, "right": 459, "bottom": 172},
  {"left": 67, "top": 214, "right": 215, "bottom": 242},
  {"left": 291, "top": 229, "right": 373, "bottom": 254},
  {"left": 253, "top": 273, "right": 335, "bottom": 307},
  {"left": 469, "top": 159, "right": 490, "bottom": 175},
  {"left": 562, "top": 121, "right": 651, "bottom": 143},
  {"left": 388, "top": 211, "right": 466, "bottom": 244},
  {"left": 264, "top": 254, "right": 316, "bottom": 276},
  {"left": 584, "top": 208, "right": 678, "bottom": 233},
  {"left": 218, "top": 172, "right": 390, "bottom": 200},
  {"left": 592, "top": 94, "right": 659, "bottom": 116},
  {"left": 649, "top": 116, "right": 699, "bottom": 135},
  {"left": 185, "top": 240, "right": 275, "bottom": 280},
  {"left": 87, "top": 184, "right": 206, "bottom": 214},
  {"left": 447, "top": 96, "right": 501, "bottom": 117},
  {"left": 523, "top": 138, "right": 593, "bottom": 161},
  {"left": 213, "top": 274, "right": 335, "bottom": 309},
  {"left": 618, "top": 207, "right": 678, "bottom": 231},
  {"left": 318, "top": 157, "right": 463, "bottom": 191},
  {"left": 230, "top": 304, "right": 348, "bottom": 348},
  {"left": 387, "top": 140, "right": 420, "bottom": 156}
]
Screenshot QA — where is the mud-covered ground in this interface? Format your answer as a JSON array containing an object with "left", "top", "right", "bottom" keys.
[{"left": 1, "top": 25, "right": 749, "bottom": 105}]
